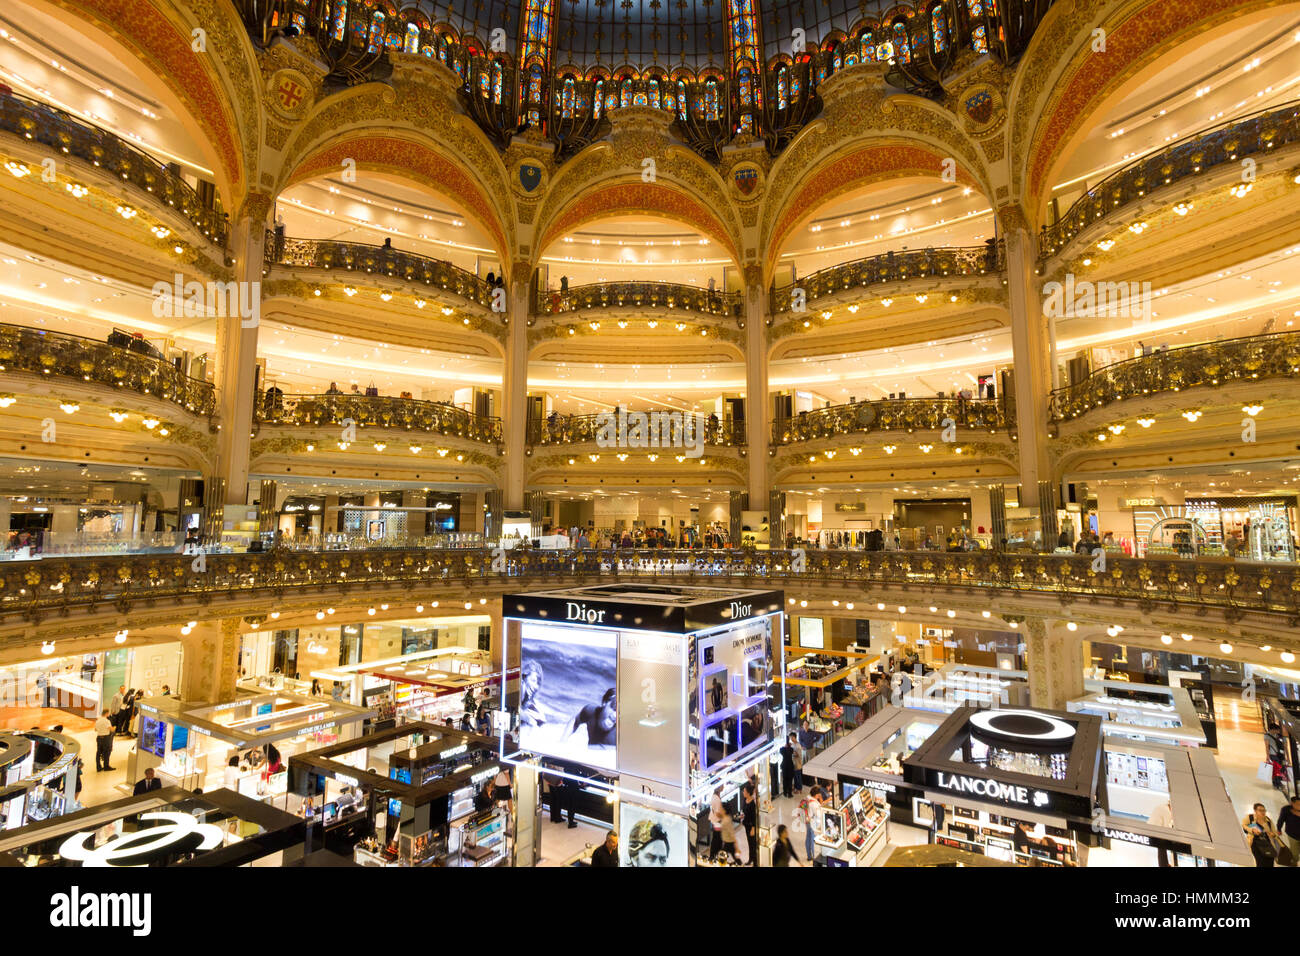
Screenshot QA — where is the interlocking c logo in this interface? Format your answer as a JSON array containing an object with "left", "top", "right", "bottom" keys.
[{"left": 59, "top": 811, "right": 224, "bottom": 867}]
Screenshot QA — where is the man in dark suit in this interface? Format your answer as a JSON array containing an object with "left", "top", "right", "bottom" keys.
[
  {"left": 133, "top": 767, "right": 162, "bottom": 795},
  {"left": 589, "top": 830, "right": 618, "bottom": 867}
]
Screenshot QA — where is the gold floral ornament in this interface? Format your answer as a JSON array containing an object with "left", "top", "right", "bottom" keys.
[
  {"left": 117, "top": 566, "right": 132, "bottom": 582},
  {"left": 24, "top": 570, "right": 41, "bottom": 587},
  {"left": 1225, "top": 570, "right": 1240, "bottom": 588}
]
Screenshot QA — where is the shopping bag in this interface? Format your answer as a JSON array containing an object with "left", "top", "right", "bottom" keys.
[{"left": 1258, "top": 761, "right": 1274, "bottom": 782}]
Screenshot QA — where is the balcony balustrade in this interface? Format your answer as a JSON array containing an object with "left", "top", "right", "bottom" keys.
[
  {"left": 536, "top": 281, "right": 743, "bottom": 318},
  {"left": 256, "top": 391, "right": 503, "bottom": 444},
  {"left": 526, "top": 411, "right": 744, "bottom": 447},
  {"left": 774, "top": 397, "right": 1007, "bottom": 444}
]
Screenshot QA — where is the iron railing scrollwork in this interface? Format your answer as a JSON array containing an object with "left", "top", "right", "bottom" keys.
[
  {"left": 0, "top": 322, "right": 216, "bottom": 417},
  {"left": 774, "top": 398, "right": 1006, "bottom": 445},
  {"left": 526, "top": 412, "right": 744, "bottom": 447},
  {"left": 0, "top": 90, "right": 229, "bottom": 245},
  {"left": 1048, "top": 331, "right": 1300, "bottom": 422},
  {"left": 536, "top": 281, "right": 743, "bottom": 317},
  {"left": 769, "top": 243, "right": 1004, "bottom": 314},
  {"left": 1038, "top": 99, "right": 1300, "bottom": 263},
  {"left": 268, "top": 236, "right": 494, "bottom": 308},
  {"left": 2, "top": 547, "right": 1294, "bottom": 624},
  {"left": 256, "top": 392, "right": 503, "bottom": 444}
]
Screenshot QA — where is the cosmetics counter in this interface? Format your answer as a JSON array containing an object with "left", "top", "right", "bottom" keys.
[
  {"left": 896, "top": 663, "right": 1030, "bottom": 715},
  {"left": 815, "top": 785, "right": 891, "bottom": 866},
  {"left": 288, "top": 721, "right": 511, "bottom": 867},
  {"left": 0, "top": 786, "right": 306, "bottom": 868},
  {"left": 1067, "top": 679, "right": 1206, "bottom": 747},
  {"left": 130, "top": 693, "right": 374, "bottom": 799},
  {"left": 0, "top": 730, "right": 80, "bottom": 830}
]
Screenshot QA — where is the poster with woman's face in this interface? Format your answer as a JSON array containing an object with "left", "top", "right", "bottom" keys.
[{"left": 518, "top": 623, "right": 618, "bottom": 770}]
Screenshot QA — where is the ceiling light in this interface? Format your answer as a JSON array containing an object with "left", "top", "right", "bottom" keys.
[
  {"left": 1242, "top": 404, "right": 1263, "bottom": 416},
  {"left": 141, "top": 417, "right": 159, "bottom": 429},
  {"left": 59, "top": 402, "right": 79, "bottom": 414},
  {"left": 1181, "top": 410, "right": 1202, "bottom": 422},
  {"left": 41, "top": 641, "right": 55, "bottom": 655},
  {"left": 1229, "top": 182, "right": 1253, "bottom": 198},
  {"left": 1219, "top": 642, "right": 1233, "bottom": 654},
  {"left": 981, "top": 610, "right": 991, "bottom": 618},
  {"left": 1136, "top": 416, "right": 1155, "bottom": 428},
  {"left": 1066, "top": 621, "right": 1077, "bottom": 631},
  {"left": 1172, "top": 202, "right": 1192, "bottom": 216},
  {"left": 1160, "top": 634, "right": 1172, "bottom": 645},
  {"left": 66, "top": 182, "right": 88, "bottom": 198},
  {"left": 116, "top": 205, "right": 136, "bottom": 219},
  {"left": 109, "top": 409, "right": 129, "bottom": 422},
  {"left": 1097, "top": 239, "right": 1115, "bottom": 251},
  {"left": 898, "top": 606, "right": 907, "bottom": 614},
  {"left": 5, "top": 161, "right": 31, "bottom": 178},
  {"left": 1283, "top": 651, "right": 1296, "bottom": 664},
  {"left": 0, "top": 394, "right": 15, "bottom": 408},
  {"left": 343, "top": 286, "right": 357, "bottom": 296},
  {"left": 150, "top": 226, "right": 170, "bottom": 239}
]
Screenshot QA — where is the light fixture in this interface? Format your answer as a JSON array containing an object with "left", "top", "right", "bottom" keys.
[
  {"left": 849, "top": 447, "right": 862, "bottom": 456},
  {"left": 270, "top": 612, "right": 279, "bottom": 619},
  {"left": 409, "top": 444, "right": 422, "bottom": 453},
  {"left": 1219, "top": 642, "right": 1233, "bottom": 654},
  {"left": 1066, "top": 621, "right": 1077, "bottom": 631},
  {"left": 141, "top": 417, "right": 160, "bottom": 429},
  {"left": 414, "top": 298, "right": 426, "bottom": 308},
  {"left": 316, "top": 611, "right": 325, "bottom": 620},
  {"left": 1160, "top": 634, "right": 1172, "bottom": 645},
  {"left": 464, "top": 602, "right": 472, "bottom": 610},
  {"left": 416, "top": 604, "right": 425, "bottom": 612},
  {"left": 337, "top": 441, "right": 350, "bottom": 450},
  {"left": 880, "top": 297, "right": 893, "bottom": 307},
  {"left": 41, "top": 641, "right": 55, "bottom": 655},
  {"left": 441, "top": 306, "right": 454, "bottom": 316},
  {"left": 1180, "top": 633, "right": 1192, "bottom": 641},
  {"left": 343, "top": 286, "right": 357, "bottom": 296},
  {"left": 327, "top": 607, "right": 335, "bottom": 615},
  {"left": 379, "top": 291, "right": 392, "bottom": 301},
  {"left": 898, "top": 606, "right": 907, "bottom": 614},
  {"left": 929, "top": 606, "right": 938, "bottom": 613},
  {"left": 1136, "top": 416, "right": 1155, "bottom": 428},
  {"left": 1242, "top": 404, "right": 1263, "bottom": 417},
  {"left": 1172, "top": 202, "right": 1192, "bottom": 216},
  {"left": 1181, "top": 410, "right": 1202, "bottom": 422},
  {"left": 946, "top": 610, "right": 956, "bottom": 618},
  {"left": 799, "top": 599, "right": 807, "bottom": 608},
  {"left": 846, "top": 603, "right": 854, "bottom": 610},
  {"left": 150, "top": 225, "right": 170, "bottom": 239},
  {"left": 1229, "top": 182, "right": 1253, "bottom": 198},
  {"left": 173, "top": 244, "right": 184, "bottom": 255},
  {"left": 4, "top": 160, "right": 31, "bottom": 178},
  {"left": 116, "top": 204, "right": 136, "bottom": 219},
  {"left": 1127, "top": 221, "right": 1147, "bottom": 234},
  {"left": 0, "top": 394, "right": 15, "bottom": 407},
  {"left": 1097, "top": 239, "right": 1115, "bottom": 251},
  {"left": 367, "top": 607, "right": 376, "bottom": 616},
  {"left": 66, "top": 182, "right": 88, "bottom": 198},
  {"left": 918, "top": 444, "right": 933, "bottom": 453},
  {"left": 59, "top": 401, "right": 79, "bottom": 414},
  {"left": 1107, "top": 423, "right": 1125, "bottom": 435},
  {"left": 981, "top": 610, "right": 991, "bottom": 618},
  {"left": 372, "top": 442, "right": 386, "bottom": 451},
  {"left": 876, "top": 602, "right": 886, "bottom": 610},
  {"left": 1283, "top": 651, "right": 1296, "bottom": 664},
  {"left": 882, "top": 444, "right": 896, "bottom": 454},
  {"left": 437, "top": 448, "right": 449, "bottom": 457},
  {"left": 109, "top": 409, "right": 129, "bottom": 422}
]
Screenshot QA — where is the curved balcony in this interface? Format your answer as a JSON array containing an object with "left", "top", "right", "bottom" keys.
[
  {"left": 526, "top": 411, "right": 744, "bottom": 447},
  {"left": 256, "top": 392, "right": 503, "bottom": 444},
  {"left": 0, "top": 322, "right": 215, "bottom": 417},
  {"left": 267, "top": 236, "right": 495, "bottom": 309},
  {"left": 2, "top": 548, "right": 1294, "bottom": 627},
  {"left": 774, "top": 398, "right": 1007, "bottom": 445},
  {"left": 1048, "top": 331, "right": 1300, "bottom": 422},
  {"left": 770, "top": 244, "right": 1004, "bottom": 314},
  {"left": 0, "top": 90, "right": 229, "bottom": 245},
  {"left": 1038, "top": 99, "right": 1300, "bottom": 264},
  {"left": 535, "top": 281, "right": 743, "bottom": 318}
]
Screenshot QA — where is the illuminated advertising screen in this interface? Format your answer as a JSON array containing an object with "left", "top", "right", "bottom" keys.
[
  {"left": 619, "top": 802, "right": 689, "bottom": 868},
  {"left": 617, "top": 631, "right": 685, "bottom": 786},
  {"left": 693, "top": 619, "right": 773, "bottom": 772},
  {"left": 518, "top": 623, "right": 618, "bottom": 770},
  {"left": 140, "top": 717, "right": 167, "bottom": 758}
]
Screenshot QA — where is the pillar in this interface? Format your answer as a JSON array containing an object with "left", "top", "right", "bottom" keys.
[
  {"left": 180, "top": 618, "right": 241, "bottom": 704},
  {"left": 743, "top": 267, "right": 769, "bottom": 504},
  {"left": 502, "top": 260, "right": 531, "bottom": 510},
  {"left": 999, "top": 205, "right": 1052, "bottom": 510},
  {"left": 1025, "top": 619, "right": 1085, "bottom": 711},
  {"left": 214, "top": 192, "right": 273, "bottom": 507}
]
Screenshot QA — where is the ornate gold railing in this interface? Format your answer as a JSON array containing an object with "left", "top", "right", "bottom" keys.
[
  {"left": 1039, "top": 99, "right": 1300, "bottom": 263},
  {"left": 268, "top": 236, "right": 495, "bottom": 308},
  {"left": 256, "top": 392, "right": 502, "bottom": 444},
  {"left": 770, "top": 243, "right": 1004, "bottom": 314},
  {"left": 774, "top": 398, "right": 1007, "bottom": 444},
  {"left": 1048, "top": 331, "right": 1300, "bottom": 422},
  {"left": 2, "top": 548, "right": 1294, "bottom": 623},
  {"left": 526, "top": 411, "right": 744, "bottom": 446},
  {"left": 0, "top": 322, "right": 215, "bottom": 416},
  {"left": 0, "top": 90, "right": 229, "bottom": 244},
  {"left": 536, "top": 281, "right": 743, "bottom": 317}
]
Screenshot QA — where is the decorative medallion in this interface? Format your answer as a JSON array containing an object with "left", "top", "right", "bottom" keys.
[
  {"left": 960, "top": 83, "right": 1003, "bottom": 135},
  {"left": 267, "top": 69, "right": 312, "bottom": 121},
  {"left": 514, "top": 160, "right": 548, "bottom": 196},
  {"left": 731, "top": 162, "right": 762, "bottom": 200}
]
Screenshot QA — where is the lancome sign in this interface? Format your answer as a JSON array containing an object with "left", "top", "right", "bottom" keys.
[{"left": 932, "top": 771, "right": 1051, "bottom": 809}]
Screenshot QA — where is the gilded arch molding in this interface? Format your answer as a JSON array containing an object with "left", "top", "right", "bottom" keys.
[
  {"left": 44, "top": 0, "right": 260, "bottom": 206},
  {"left": 281, "top": 131, "right": 512, "bottom": 265},
  {"left": 277, "top": 78, "right": 516, "bottom": 261},
  {"left": 535, "top": 179, "right": 742, "bottom": 264},
  {"left": 1010, "top": 0, "right": 1289, "bottom": 219}
]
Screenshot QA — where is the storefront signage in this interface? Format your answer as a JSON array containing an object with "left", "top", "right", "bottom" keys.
[
  {"left": 1103, "top": 827, "right": 1151, "bottom": 846},
  {"left": 470, "top": 765, "right": 498, "bottom": 784},
  {"left": 1121, "top": 498, "right": 1166, "bottom": 508},
  {"left": 439, "top": 744, "right": 468, "bottom": 759},
  {"left": 729, "top": 601, "right": 752, "bottom": 619},
  {"left": 835, "top": 503, "right": 867, "bottom": 513},
  {"left": 59, "top": 811, "right": 224, "bottom": 867},
  {"left": 565, "top": 602, "right": 606, "bottom": 624},
  {"left": 863, "top": 780, "right": 897, "bottom": 795},
  {"left": 335, "top": 773, "right": 358, "bottom": 787},
  {"left": 306, "top": 642, "right": 330, "bottom": 655},
  {"left": 969, "top": 709, "right": 1076, "bottom": 744},
  {"left": 933, "top": 772, "right": 1050, "bottom": 809}
]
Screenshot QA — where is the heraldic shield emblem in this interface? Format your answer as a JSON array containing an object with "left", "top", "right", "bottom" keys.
[
  {"left": 965, "top": 89, "right": 994, "bottom": 127},
  {"left": 519, "top": 163, "right": 543, "bottom": 192},
  {"left": 734, "top": 166, "right": 759, "bottom": 197}
]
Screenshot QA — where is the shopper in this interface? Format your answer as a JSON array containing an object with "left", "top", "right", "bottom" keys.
[
  {"left": 94, "top": 709, "right": 115, "bottom": 771},
  {"left": 133, "top": 766, "right": 162, "bottom": 795},
  {"left": 798, "top": 787, "right": 824, "bottom": 863},
  {"left": 719, "top": 796, "right": 737, "bottom": 860},
  {"left": 590, "top": 830, "right": 618, "bottom": 867},
  {"left": 742, "top": 775, "right": 759, "bottom": 866},
  {"left": 1243, "top": 802, "right": 1280, "bottom": 867},
  {"left": 109, "top": 684, "right": 125, "bottom": 733},
  {"left": 779, "top": 733, "right": 797, "bottom": 798},
  {"left": 708, "top": 786, "right": 726, "bottom": 861},
  {"left": 772, "top": 824, "right": 800, "bottom": 867},
  {"left": 1277, "top": 796, "right": 1300, "bottom": 861},
  {"left": 792, "top": 732, "right": 805, "bottom": 792}
]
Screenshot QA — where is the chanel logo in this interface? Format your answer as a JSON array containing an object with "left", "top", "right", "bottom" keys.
[{"left": 59, "top": 811, "right": 224, "bottom": 868}]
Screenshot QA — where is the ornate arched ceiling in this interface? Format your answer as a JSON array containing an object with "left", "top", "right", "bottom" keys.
[{"left": 45, "top": 0, "right": 260, "bottom": 206}]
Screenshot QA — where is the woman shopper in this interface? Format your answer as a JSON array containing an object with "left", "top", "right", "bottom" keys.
[{"left": 1244, "top": 802, "right": 1280, "bottom": 867}]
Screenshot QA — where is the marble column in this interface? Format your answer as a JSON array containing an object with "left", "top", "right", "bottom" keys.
[
  {"left": 1025, "top": 619, "right": 1084, "bottom": 711},
  {"left": 502, "top": 260, "right": 531, "bottom": 511},
  {"left": 179, "top": 618, "right": 241, "bottom": 704},
  {"left": 743, "top": 268, "right": 769, "bottom": 504},
  {"left": 214, "top": 192, "right": 273, "bottom": 507},
  {"left": 999, "top": 205, "right": 1052, "bottom": 510}
]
